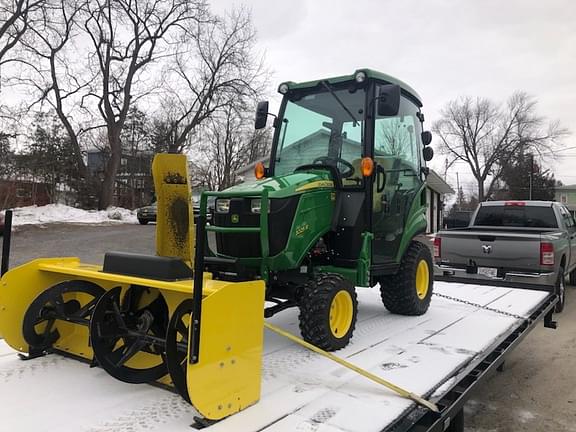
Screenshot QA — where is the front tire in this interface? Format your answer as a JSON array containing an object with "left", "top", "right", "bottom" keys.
[
  {"left": 298, "top": 273, "right": 358, "bottom": 351},
  {"left": 378, "top": 241, "right": 433, "bottom": 315},
  {"left": 138, "top": 219, "right": 149, "bottom": 225}
]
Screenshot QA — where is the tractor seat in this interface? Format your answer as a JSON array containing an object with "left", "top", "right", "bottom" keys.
[{"left": 102, "top": 252, "right": 192, "bottom": 281}]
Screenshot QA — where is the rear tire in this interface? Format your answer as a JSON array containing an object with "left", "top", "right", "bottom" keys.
[
  {"left": 555, "top": 267, "right": 566, "bottom": 313},
  {"left": 138, "top": 219, "right": 149, "bottom": 225},
  {"left": 378, "top": 241, "right": 433, "bottom": 315},
  {"left": 298, "top": 273, "right": 358, "bottom": 351}
]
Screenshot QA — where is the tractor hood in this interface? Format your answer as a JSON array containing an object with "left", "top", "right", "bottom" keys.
[{"left": 225, "top": 170, "right": 335, "bottom": 199}]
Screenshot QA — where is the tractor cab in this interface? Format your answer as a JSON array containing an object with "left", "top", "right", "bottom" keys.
[{"left": 252, "top": 69, "right": 433, "bottom": 275}]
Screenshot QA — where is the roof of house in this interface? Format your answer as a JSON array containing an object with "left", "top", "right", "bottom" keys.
[{"left": 555, "top": 184, "right": 576, "bottom": 191}]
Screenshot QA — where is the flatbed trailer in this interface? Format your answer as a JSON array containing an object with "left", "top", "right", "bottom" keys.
[{"left": 0, "top": 280, "right": 557, "bottom": 432}]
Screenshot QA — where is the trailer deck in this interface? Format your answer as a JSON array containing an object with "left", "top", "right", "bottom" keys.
[{"left": 0, "top": 281, "right": 556, "bottom": 432}]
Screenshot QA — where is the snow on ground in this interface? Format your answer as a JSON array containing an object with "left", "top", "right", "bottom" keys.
[{"left": 1, "top": 204, "right": 138, "bottom": 227}]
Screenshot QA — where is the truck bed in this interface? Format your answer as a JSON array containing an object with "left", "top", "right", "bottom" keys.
[{"left": 0, "top": 282, "right": 553, "bottom": 432}]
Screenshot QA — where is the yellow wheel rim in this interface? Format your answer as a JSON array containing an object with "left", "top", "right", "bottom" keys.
[
  {"left": 329, "top": 290, "right": 354, "bottom": 338},
  {"left": 416, "top": 259, "right": 430, "bottom": 300}
]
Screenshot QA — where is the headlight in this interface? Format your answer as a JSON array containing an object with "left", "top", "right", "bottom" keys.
[
  {"left": 251, "top": 199, "right": 262, "bottom": 213},
  {"left": 251, "top": 199, "right": 270, "bottom": 214},
  {"left": 216, "top": 199, "right": 230, "bottom": 213},
  {"left": 354, "top": 71, "right": 367, "bottom": 83}
]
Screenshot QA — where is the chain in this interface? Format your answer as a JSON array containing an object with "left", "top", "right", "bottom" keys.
[{"left": 432, "top": 292, "right": 527, "bottom": 321}]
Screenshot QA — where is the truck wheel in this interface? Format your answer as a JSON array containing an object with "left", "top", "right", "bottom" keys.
[
  {"left": 379, "top": 241, "right": 433, "bottom": 315},
  {"left": 299, "top": 273, "right": 358, "bottom": 351},
  {"left": 138, "top": 219, "right": 149, "bottom": 225},
  {"left": 555, "top": 266, "right": 566, "bottom": 313},
  {"left": 569, "top": 268, "right": 576, "bottom": 286}
]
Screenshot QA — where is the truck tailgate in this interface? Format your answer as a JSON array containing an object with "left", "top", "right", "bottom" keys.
[{"left": 441, "top": 230, "right": 542, "bottom": 270}]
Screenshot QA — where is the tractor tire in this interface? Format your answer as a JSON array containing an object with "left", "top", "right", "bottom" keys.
[
  {"left": 298, "top": 273, "right": 358, "bottom": 351},
  {"left": 378, "top": 241, "right": 433, "bottom": 316},
  {"left": 555, "top": 266, "right": 566, "bottom": 313}
]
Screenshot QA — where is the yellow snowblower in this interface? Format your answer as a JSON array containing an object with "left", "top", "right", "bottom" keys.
[{"left": 0, "top": 154, "right": 266, "bottom": 420}]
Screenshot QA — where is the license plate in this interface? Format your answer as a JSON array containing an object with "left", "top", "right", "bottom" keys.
[{"left": 478, "top": 267, "right": 498, "bottom": 278}]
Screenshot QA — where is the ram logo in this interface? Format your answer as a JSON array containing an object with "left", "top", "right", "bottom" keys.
[{"left": 482, "top": 245, "right": 492, "bottom": 254}]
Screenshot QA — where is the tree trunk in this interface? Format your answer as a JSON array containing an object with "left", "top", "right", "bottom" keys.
[
  {"left": 98, "top": 131, "right": 122, "bottom": 210},
  {"left": 477, "top": 181, "right": 484, "bottom": 202}
]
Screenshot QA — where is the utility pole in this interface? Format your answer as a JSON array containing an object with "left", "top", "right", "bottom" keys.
[
  {"left": 456, "top": 172, "right": 460, "bottom": 209},
  {"left": 529, "top": 154, "right": 534, "bottom": 200}
]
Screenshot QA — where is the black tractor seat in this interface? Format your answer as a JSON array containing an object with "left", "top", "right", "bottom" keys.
[{"left": 102, "top": 252, "right": 192, "bottom": 281}]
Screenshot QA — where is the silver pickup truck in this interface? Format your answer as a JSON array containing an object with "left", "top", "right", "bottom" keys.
[{"left": 435, "top": 200, "right": 576, "bottom": 312}]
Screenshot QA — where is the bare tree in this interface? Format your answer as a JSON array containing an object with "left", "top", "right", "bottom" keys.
[
  {"left": 0, "top": 0, "right": 44, "bottom": 66},
  {"left": 158, "top": 7, "right": 267, "bottom": 154},
  {"left": 18, "top": 0, "right": 90, "bottom": 183},
  {"left": 433, "top": 93, "right": 568, "bottom": 201},
  {"left": 18, "top": 0, "right": 207, "bottom": 209},
  {"left": 81, "top": 0, "right": 207, "bottom": 209},
  {"left": 190, "top": 103, "right": 270, "bottom": 191}
]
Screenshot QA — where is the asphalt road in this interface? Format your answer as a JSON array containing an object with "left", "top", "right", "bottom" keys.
[{"left": 2, "top": 223, "right": 575, "bottom": 431}]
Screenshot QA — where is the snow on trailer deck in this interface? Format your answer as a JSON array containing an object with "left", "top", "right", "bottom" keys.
[{"left": 0, "top": 282, "right": 549, "bottom": 432}]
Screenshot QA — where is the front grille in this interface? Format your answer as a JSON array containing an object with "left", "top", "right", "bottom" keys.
[{"left": 214, "top": 197, "right": 299, "bottom": 258}]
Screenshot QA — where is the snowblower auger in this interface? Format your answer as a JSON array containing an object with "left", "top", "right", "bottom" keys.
[{"left": 0, "top": 153, "right": 266, "bottom": 421}]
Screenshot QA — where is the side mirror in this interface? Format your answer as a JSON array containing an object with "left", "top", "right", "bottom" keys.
[
  {"left": 423, "top": 146, "right": 434, "bottom": 161},
  {"left": 421, "top": 131, "right": 432, "bottom": 146},
  {"left": 377, "top": 84, "right": 400, "bottom": 117},
  {"left": 255, "top": 101, "right": 269, "bottom": 130}
]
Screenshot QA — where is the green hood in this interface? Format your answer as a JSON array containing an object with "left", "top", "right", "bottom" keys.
[{"left": 225, "top": 170, "right": 335, "bottom": 199}]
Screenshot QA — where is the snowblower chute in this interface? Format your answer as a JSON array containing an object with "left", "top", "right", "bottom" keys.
[{"left": 0, "top": 154, "right": 265, "bottom": 420}]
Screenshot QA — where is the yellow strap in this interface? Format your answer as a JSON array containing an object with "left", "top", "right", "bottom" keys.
[{"left": 264, "top": 322, "right": 439, "bottom": 413}]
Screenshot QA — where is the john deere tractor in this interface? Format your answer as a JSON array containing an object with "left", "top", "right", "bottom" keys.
[
  {"left": 200, "top": 68, "right": 435, "bottom": 351},
  {"left": 0, "top": 68, "right": 435, "bottom": 421}
]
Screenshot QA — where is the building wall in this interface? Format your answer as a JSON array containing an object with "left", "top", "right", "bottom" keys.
[
  {"left": 556, "top": 189, "right": 576, "bottom": 205},
  {"left": 0, "top": 180, "right": 51, "bottom": 209}
]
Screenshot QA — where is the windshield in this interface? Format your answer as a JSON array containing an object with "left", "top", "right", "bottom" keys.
[{"left": 274, "top": 85, "right": 365, "bottom": 185}]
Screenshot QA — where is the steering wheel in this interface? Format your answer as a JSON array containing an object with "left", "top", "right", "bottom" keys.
[{"left": 312, "top": 156, "right": 355, "bottom": 178}]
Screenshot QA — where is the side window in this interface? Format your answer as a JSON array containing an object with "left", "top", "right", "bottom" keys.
[
  {"left": 374, "top": 94, "right": 422, "bottom": 173},
  {"left": 561, "top": 206, "right": 576, "bottom": 232}
]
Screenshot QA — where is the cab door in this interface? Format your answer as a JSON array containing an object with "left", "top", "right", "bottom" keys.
[{"left": 371, "top": 92, "right": 424, "bottom": 267}]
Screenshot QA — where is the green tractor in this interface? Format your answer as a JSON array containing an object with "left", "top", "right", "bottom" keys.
[{"left": 200, "top": 68, "right": 435, "bottom": 351}]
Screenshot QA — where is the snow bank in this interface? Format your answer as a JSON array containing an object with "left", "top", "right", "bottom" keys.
[{"left": 1, "top": 204, "right": 138, "bottom": 226}]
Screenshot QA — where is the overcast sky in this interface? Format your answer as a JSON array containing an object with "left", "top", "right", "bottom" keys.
[{"left": 212, "top": 0, "right": 576, "bottom": 194}]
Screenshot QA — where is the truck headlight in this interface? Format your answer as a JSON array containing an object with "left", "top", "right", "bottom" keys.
[
  {"left": 216, "top": 199, "right": 230, "bottom": 213},
  {"left": 251, "top": 199, "right": 270, "bottom": 214}
]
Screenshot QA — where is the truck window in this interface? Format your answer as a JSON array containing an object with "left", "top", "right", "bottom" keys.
[{"left": 473, "top": 206, "right": 558, "bottom": 228}]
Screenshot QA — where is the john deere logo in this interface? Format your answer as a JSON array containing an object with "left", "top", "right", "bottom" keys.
[
  {"left": 231, "top": 214, "right": 240, "bottom": 224},
  {"left": 295, "top": 222, "right": 309, "bottom": 237}
]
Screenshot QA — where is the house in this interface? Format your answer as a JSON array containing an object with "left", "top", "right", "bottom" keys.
[
  {"left": 87, "top": 150, "right": 154, "bottom": 208},
  {"left": 555, "top": 184, "right": 576, "bottom": 217},
  {"left": 236, "top": 151, "right": 454, "bottom": 234},
  {"left": 0, "top": 179, "right": 51, "bottom": 209}
]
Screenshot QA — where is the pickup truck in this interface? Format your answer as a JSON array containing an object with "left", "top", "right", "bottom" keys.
[{"left": 434, "top": 200, "right": 576, "bottom": 312}]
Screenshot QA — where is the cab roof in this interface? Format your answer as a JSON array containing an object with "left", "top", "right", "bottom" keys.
[{"left": 280, "top": 68, "right": 423, "bottom": 107}]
